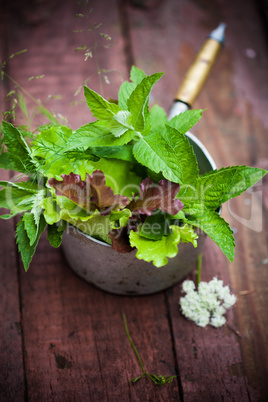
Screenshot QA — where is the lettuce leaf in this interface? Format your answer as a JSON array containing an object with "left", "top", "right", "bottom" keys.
[
  {"left": 129, "top": 223, "right": 198, "bottom": 267},
  {"left": 129, "top": 228, "right": 181, "bottom": 267},
  {"left": 128, "top": 177, "right": 183, "bottom": 216},
  {"left": 48, "top": 170, "right": 129, "bottom": 214}
]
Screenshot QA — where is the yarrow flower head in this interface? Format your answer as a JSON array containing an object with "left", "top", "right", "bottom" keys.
[{"left": 179, "top": 277, "right": 237, "bottom": 328}]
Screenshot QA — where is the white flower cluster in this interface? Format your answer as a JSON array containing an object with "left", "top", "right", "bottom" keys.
[{"left": 179, "top": 278, "right": 237, "bottom": 328}]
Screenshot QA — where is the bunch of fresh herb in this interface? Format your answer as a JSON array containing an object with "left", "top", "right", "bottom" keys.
[{"left": 0, "top": 66, "right": 267, "bottom": 271}]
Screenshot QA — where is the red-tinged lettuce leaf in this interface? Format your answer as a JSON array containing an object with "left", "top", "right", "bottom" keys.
[
  {"left": 48, "top": 172, "right": 88, "bottom": 207},
  {"left": 48, "top": 170, "right": 129, "bottom": 214},
  {"left": 108, "top": 227, "right": 134, "bottom": 253},
  {"left": 128, "top": 177, "right": 184, "bottom": 216},
  {"left": 86, "top": 170, "right": 129, "bottom": 211}
]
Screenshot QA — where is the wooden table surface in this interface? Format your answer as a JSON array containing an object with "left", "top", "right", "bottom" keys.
[{"left": 1, "top": 0, "right": 268, "bottom": 400}]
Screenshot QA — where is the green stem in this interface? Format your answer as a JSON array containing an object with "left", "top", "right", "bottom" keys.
[
  {"left": 123, "top": 313, "right": 146, "bottom": 374},
  {"left": 2, "top": 71, "right": 61, "bottom": 125},
  {"left": 196, "top": 253, "right": 202, "bottom": 288}
]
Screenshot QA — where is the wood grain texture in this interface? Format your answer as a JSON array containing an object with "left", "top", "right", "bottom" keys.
[
  {"left": 126, "top": 0, "right": 268, "bottom": 399},
  {"left": 0, "top": 0, "right": 268, "bottom": 400},
  {"left": 0, "top": 3, "right": 26, "bottom": 401}
]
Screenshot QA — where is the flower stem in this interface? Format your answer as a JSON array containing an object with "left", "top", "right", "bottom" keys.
[
  {"left": 196, "top": 253, "right": 202, "bottom": 288},
  {"left": 123, "top": 313, "right": 146, "bottom": 374},
  {"left": 123, "top": 313, "right": 176, "bottom": 385}
]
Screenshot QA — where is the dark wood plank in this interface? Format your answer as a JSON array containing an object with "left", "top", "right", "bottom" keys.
[
  {"left": 4, "top": 0, "right": 180, "bottom": 400},
  {"left": 126, "top": 0, "right": 268, "bottom": 399},
  {"left": 0, "top": 3, "right": 26, "bottom": 401},
  {"left": 18, "top": 240, "right": 180, "bottom": 400}
]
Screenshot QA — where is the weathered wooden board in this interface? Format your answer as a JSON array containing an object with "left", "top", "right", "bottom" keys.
[
  {"left": 126, "top": 0, "right": 268, "bottom": 399},
  {"left": 1, "top": 0, "right": 268, "bottom": 400},
  {"left": 0, "top": 3, "right": 25, "bottom": 401},
  {"left": 2, "top": 0, "right": 179, "bottom": 400}
]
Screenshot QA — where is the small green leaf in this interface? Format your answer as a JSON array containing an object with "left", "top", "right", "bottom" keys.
[
  {"left": 22, "top": 212, "right": 38, "bottom": 246},
  {"left": 0, "top": 183, "right": 39, "bottom": 218},
  {"left": 16, "top": 214, "right": 47, "bottom": 271},
  {"left": 163, "top": 125, "right": 199, "bottom": 185},
  {"left": 167, "top": 109, "right": 203, "bottom": 134},
  {"left": 118, "top": 66, "right": 147, "bottom": 110},
  {"left": 133, "top": 131, "right": 184, "bottom": 184},
  {"left": 84, "top": 85, "right": 120, "bottom": 119},
  {"left": 108, "top": 110, "right": 133, "bottom": 137},
  {"left": 197, "top": 165, "right": 268, "bottom": 209},
  {"left": 47, "top": 221, "right": 66, "bottom": 247},
  {"left": 109, "top": 209, "right": 132, "bottom": 229},
  {"left": 90, "top": 145, "right": 135, "bottom": 163},
  {"left": 169, "top": 224, "right": 198, "bottom": 247},
  {"left": 65, "top": 122, "right": 135, "bottom": 151},
  {"left": 127, "top": 72, "right": 163, "bottom": 131},
  {"left": 130, "top": 66, "right": 147, "bottom": 85},
  {"left": 150, "top": 105, "right": 168, "bottom": 134},
  {"left": 2, "top": 121, "right": 37, "bottom": 173},
  {"left": 187, "top": 211, "right": 235, "bottom": 262}
]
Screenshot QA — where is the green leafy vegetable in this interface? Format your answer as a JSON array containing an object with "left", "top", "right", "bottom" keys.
[{"left": 1, "top": 65, "right": 267, "bottom": 271}]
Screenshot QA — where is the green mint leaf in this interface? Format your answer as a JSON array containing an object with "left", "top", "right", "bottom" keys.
[
  {"left": 22, "top": 212, "right": 39, "bottom": 246},
  {"left": 84, "top": 85, "right": 120, "bottom": 119},
  {"left": 0, "top": 152, "right": 16, "bottom": 170},
  {"left": 133, "top": 131, "right": 184, "bottom": 184},
  {"left": 130, "top": 66, "right": 147, "bottom": 85},
  {"left": 0, "top": 181, "right": 39, "bottom": 218},
  {"left": 118, "top": 82, "right": 135, "bottom": 110},
  {"left": 16, "top": 214, "right": 47, "bottom": 271},
  {"left": 129, "top": 228, "right": 181, "bottom": 267},
  {"left": 167, "top": 109, "right": 203, "bottom": 134},
  {"left": 163, "top": 125, "right": 199, "bottom": 184},
  {"left": 127, "top": 72, "right": 163, "bottom": 131},
  {"left": 21, "top": 190, "right": 45, "bottom": 246},
  {"left": 150, "top": 105, "right": 168, "bottom": 134},
  {"left": 2, "top": 121, "right": 37, "bottom": 173},
  {"left": 108, "top": 110, "right": 133, "bottom": 137},
  {"left": 118, "top": 66, "right": 147, "bottom": 110},
  {"left": 90, "top": 145, "right": 135, "bottom": 163},
  {"left": 31, "top": 189, "right": 46, "bottom": 228},
  {"left": 65, "top": 122, "right": 135, "bottom": 151},
  {"left": 47, "top": 221, "right": 66, "bottom": 248},
  {"left": 196, "top": 165, "right": 268, "bottom": 210},
  {"left": 187, "top": 211, "right": 235, "bottom": 262}
]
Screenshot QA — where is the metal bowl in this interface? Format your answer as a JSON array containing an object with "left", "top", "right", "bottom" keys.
[{"left": 61, "top": 133, "right": 217, "bottom": 295}]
